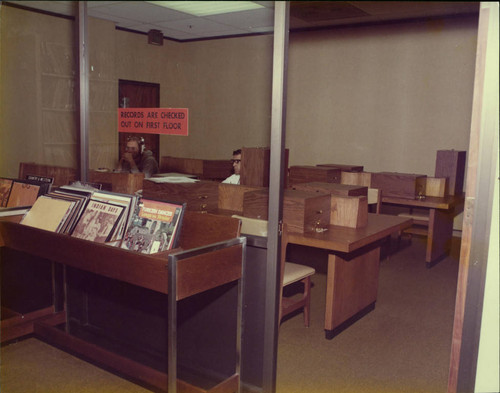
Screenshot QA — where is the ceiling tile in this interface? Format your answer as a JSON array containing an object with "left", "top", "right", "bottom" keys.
[
  {"left": 87, "top": 2, "right": 193, "bottom": 24},
  {"left": 156, "top": 17, "right": 245, "bottom": 35},
  {"left": 6, "top": 0, "right": 480, "bottom": 41},
  {"left": 204, "top": 8, "right": 274, "bottom": 31}
]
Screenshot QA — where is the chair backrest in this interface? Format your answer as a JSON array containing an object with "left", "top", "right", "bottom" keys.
[
  {"left": 279, "top": 223, "right": 289, "bottom": 323},
  {"left": 232, "top": 215, "right": 288, "bottom": 321},
  {"left": 231, "top": 215, "right": 268, "bottom": 237},
  {"left": 367, "top": 188, "right": 381, "bottom": 214}
]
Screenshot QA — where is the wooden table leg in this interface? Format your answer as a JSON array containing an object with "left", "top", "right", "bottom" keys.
[
  {"left": 324, "top": 246, "right": 380, "bottom": 339},
  {"left": 426, "top": 208, "right": 455, "bottom": 267}
]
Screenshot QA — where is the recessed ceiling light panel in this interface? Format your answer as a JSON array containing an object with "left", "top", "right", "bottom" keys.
[{"left": 147, "top": 1, "right": 265, "bottom": 17}]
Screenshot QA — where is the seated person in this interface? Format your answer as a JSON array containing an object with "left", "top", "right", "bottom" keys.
[
  {"left": 116, "top": 136, "right": 159, "bottom": 178},
  {"left": 222, "top": 149, "right": 241, "bottom": 184}
]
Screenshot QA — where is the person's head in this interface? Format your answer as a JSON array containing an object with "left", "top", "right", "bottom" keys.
[
  {"left": 125, "top": 137, "right": 144, "bottom": 161},
  {"left": 231, "top": 149, "right": 241, "bottom": 175}
]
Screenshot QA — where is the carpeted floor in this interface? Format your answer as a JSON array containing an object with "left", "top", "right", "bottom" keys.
[
  {"left": 276, "top": 235, "right": 460, "bottom": 393},
  {"left": 0, "top": 235, "right": 459, "bottom": 393}
]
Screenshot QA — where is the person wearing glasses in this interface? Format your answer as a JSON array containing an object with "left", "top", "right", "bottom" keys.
[{"left": 222, "top": 149, "right": 241, "bottom": 184}]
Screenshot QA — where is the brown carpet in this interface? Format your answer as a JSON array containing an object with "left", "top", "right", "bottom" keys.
[
  {"left": 276, "top": 236, "right": 460, "bottom": 393},
  {"left": 0, "top": 236, "right": 459, "bottom": 393}
]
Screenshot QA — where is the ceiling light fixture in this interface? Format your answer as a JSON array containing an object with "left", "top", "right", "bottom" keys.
[{"left": 147, "top": 1, "right": 265, "bottom": 17}]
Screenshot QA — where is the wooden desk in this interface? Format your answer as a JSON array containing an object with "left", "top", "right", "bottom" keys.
[
  {"left": 288, "top": 214, "right": 412, "bottom": 339},
  {"left": 382, "top": 194, "right": 464, "bottom": 267},
  {"left": 0, "top": 213, "right": 244, "bottom": 393}
]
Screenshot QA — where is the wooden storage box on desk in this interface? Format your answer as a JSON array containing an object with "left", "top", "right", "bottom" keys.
[
  {"left": 425, "top": 177, "right": 448, "bottom": 197},
  {"left": 143, "top": 179, "right": 219, "bottom": 213},
  {"left": 291, "top": 182, "right": 368, "bottom": 228},
  {"left": 240, "top": 147, "right": 289, "bottom": 187},
  {"left": 243, "top": 189, "right": 330, "bottom": 233},
  {"left": 202, "top": 160, "right": 233, "bottom": 181},
  {"left": 289, "top": 166, "right": 341, "bottom": 186},
  {"left": 316, "top": 164, "right": 364, "bottom": 172},
  {"left": 19, "top": 162, "right": 77, "bottom": 188},
  {"left": 88, "top": 171, "right": 144, "bottom": 194},
  {"left": 331, "top": 195, "right": 368, "bottom": 228},
  {"left": 371, "top": 172, "right": 427, "bottom": 199},
  {"left": 160, "top": 156, "right": 204, "bottom": 176},
  {"left": 435, "top": 150, "right": 466, "bottom": 196},
  {"left": 218, "top": 183, "right": 266, "bottom": 214},
  {"left": 341, "top": 171, "right": 372, "bottom": 187}
]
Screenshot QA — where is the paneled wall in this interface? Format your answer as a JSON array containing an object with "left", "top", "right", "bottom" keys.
[
  {"left": 1, "top": 6, "right": 77, "bottom": 175},
  {"left": 1, "top": 5, "right": 478, "bottom": 184},
  {"left": 88, "top": 17, "right": 118, "bottom": 170},
  {"left": 286, "top": 17, "right": 478, "bottom": 176}
]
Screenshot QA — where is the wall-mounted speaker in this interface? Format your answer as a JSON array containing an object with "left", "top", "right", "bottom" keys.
[{"left": 148, "top": 29, "right": 163, "bottom": 46}]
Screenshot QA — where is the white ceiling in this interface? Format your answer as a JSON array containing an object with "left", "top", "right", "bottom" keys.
[{"left": 5, "top": 1, "right": 479, "bottom": 42}]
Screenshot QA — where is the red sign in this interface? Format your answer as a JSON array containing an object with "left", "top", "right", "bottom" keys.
[{"left": 118, "top": 108, "right": 188, "bottom": 136}]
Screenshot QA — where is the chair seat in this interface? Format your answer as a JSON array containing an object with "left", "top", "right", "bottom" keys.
[
  {"left": 398, "top": 212, "right": 430, "bottom": 222},
  {"left": 283, "top": 262, "right": 315, "bottom": 286}
]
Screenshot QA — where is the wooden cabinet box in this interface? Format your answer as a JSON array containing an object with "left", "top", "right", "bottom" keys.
[
  {"left": 291, "top": 181, "right": 368, "bottom": 197},
  {"left": 434, "top": 150, "right": 466, "bottom": 195},
  {"left": 371, "top": 172, "right": 427, "bottom": 199},
  {"left": 88, "top": 171, "right": 144, "bottom": 194},
  {"left": 240, "top": 147, "right": 289, "bottom": 187},
  {"left": 288, "top": 166, "right": 341, "bottom": 186},
  {"left": 202, "top": 159, "right": 233, "bottom": 181},
  {"left": 331, "top": 195, "right": 368, "bottom": 228},
  {"left": 218, "top": 183, "right": 266, "bottom": 213},
  {"left": 316, "top": 163, "right": 364, "bottom": 172},
  {"left": 19, "top": 162, "right": 77, "bottom": 188},
  {"left": 243, "top": 189, "right": 330, "bottom": 233},
  {"left": 340, "top": 171, "right": 372, "bottom": 187},
  {"left": 425, "top": 177, "right": 448, "bottom": 197},
  {"left": 143, "top": 179, "right": 219, "bottom": 212},
  {"left": 160, "top": 156, "right": 232, "bottom": 181},
  {"left": 284, "top": 190, "right": 330, "bottom": 233},
  {"left": 160, "top": 156, "right": 204, "bottom": 175}
]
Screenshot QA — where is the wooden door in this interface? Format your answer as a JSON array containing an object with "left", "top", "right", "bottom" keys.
[{"left": 118, "top": 80, "right": 160, "bottom": 164}]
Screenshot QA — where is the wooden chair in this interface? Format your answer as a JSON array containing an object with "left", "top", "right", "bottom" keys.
[
  {"left": 396, "top": 177, "right": 448, "bottom": 243},
  {"left": 367, "top": 188, "right": 382, "bottom": 214},
  {"left": 279, "top": 224, "right": 315, "bottom": 327},
  {"left": 233, "top": 216, "right": 315, "bottom": 327}
]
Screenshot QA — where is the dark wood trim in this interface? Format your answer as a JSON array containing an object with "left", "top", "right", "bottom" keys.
[
  {"left": 34, "top": 321, "right": 173, "bottom": 392},
  {"left": 1, "top": 309, "right": 66, "bottom": 343},
  {"left": 324, "top": 302, "right": 376, "bottom": 340},
  {"left": 2, "top": 1, "right": 75, "bottom": 20},
  {"left": 289, "top": 12, "right": 480, "bottom": 37}
]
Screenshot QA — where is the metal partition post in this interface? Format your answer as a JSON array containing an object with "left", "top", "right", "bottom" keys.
[
  {"left": 77, "top": 2, "right": 89, "bottom": 182},
  {"left": 167, "top": 254, "right": 178, "bottom": 393},
  {"left": 263, "top": 2, "right": 289, "bottom": 393}
]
